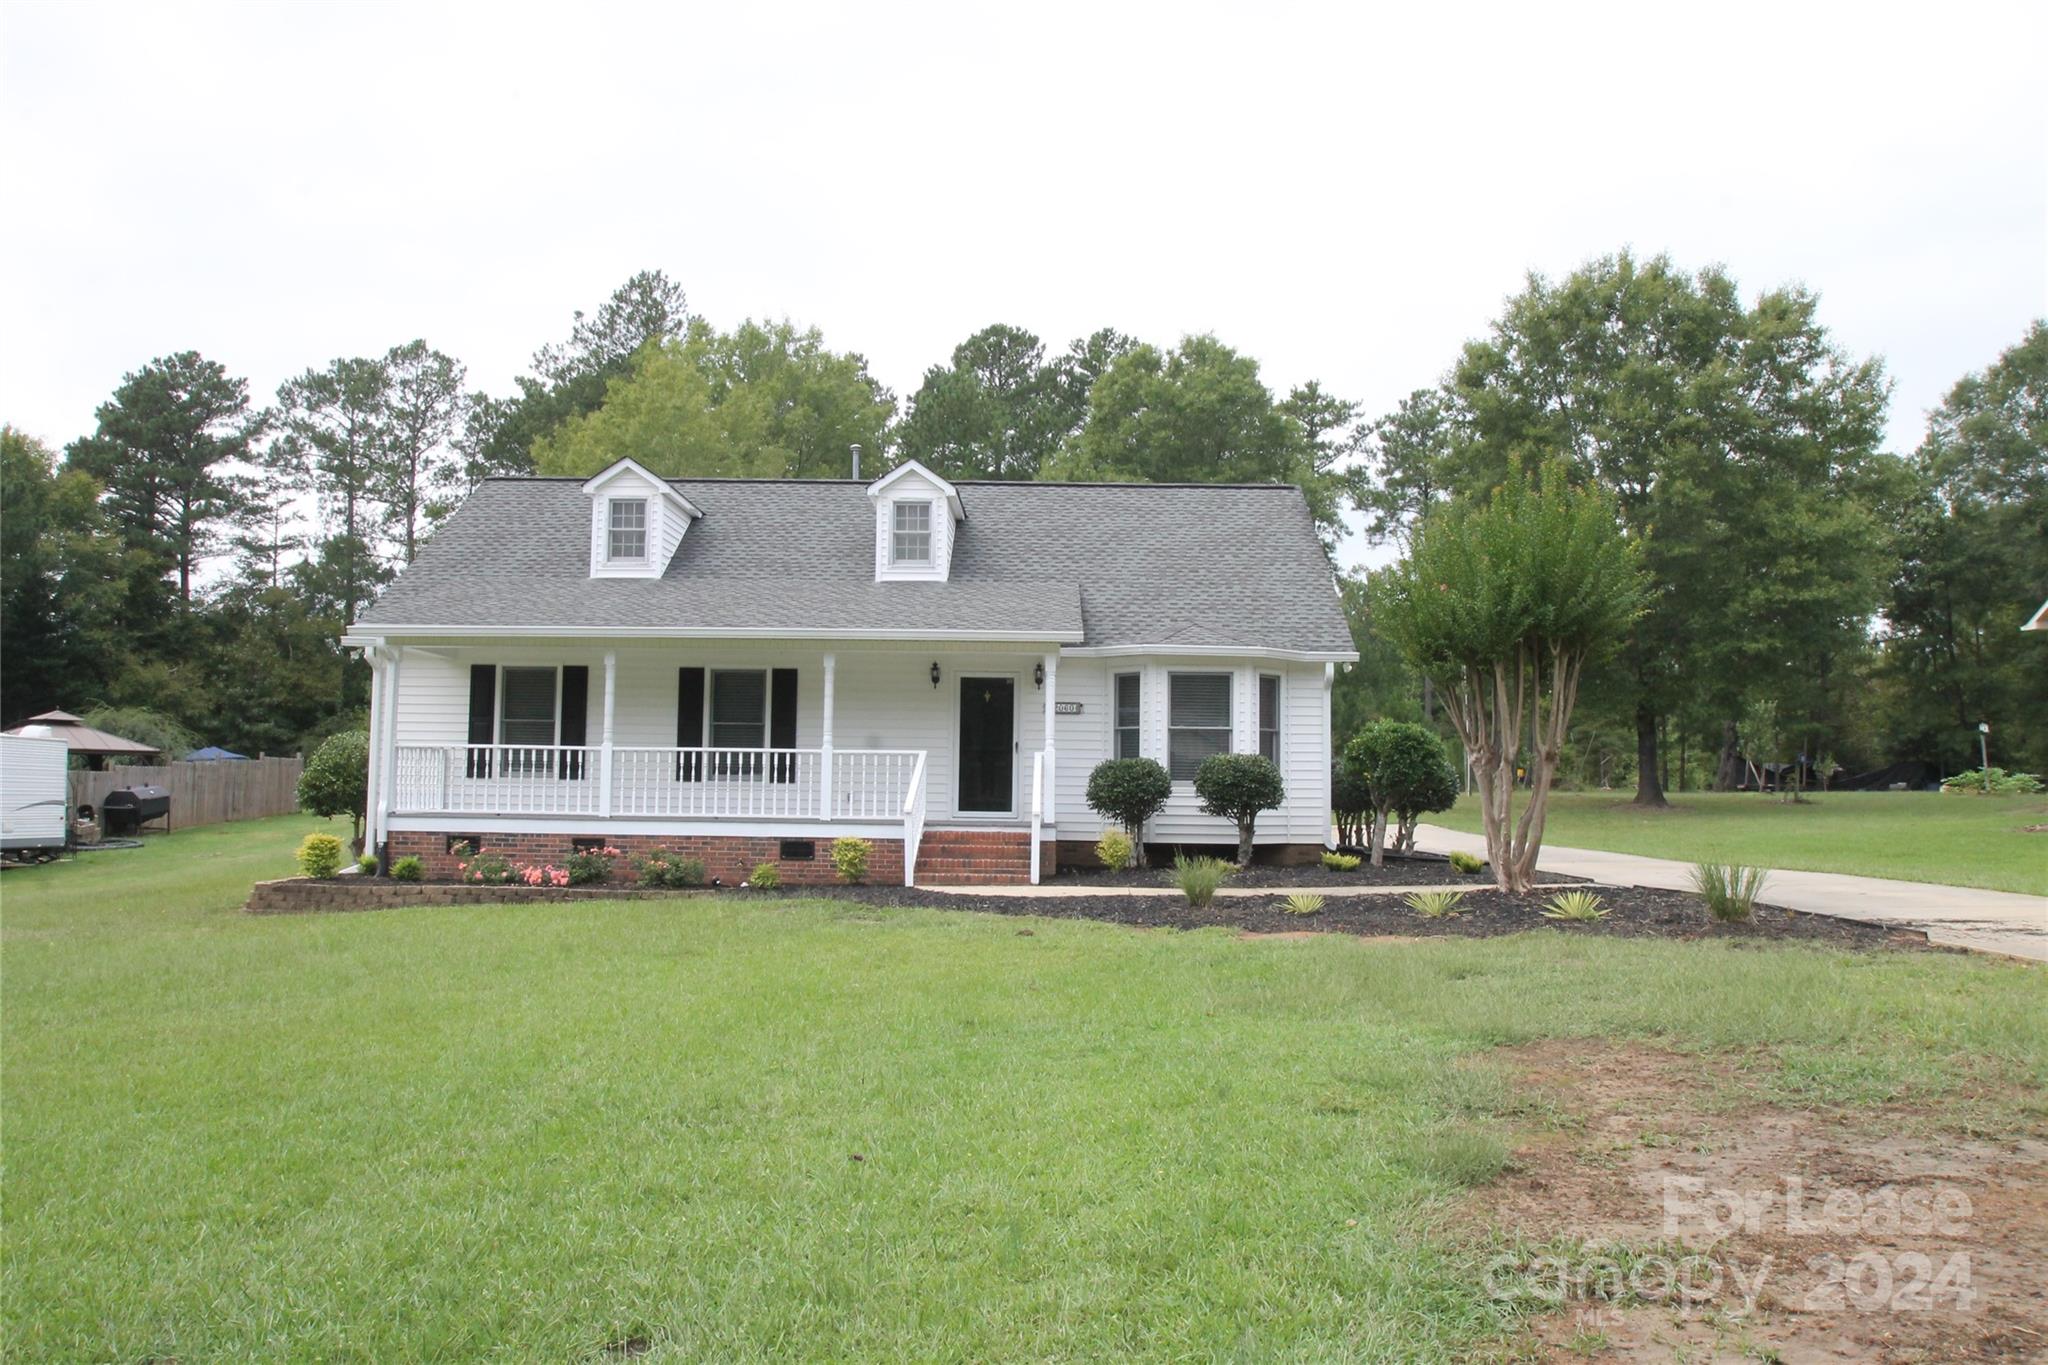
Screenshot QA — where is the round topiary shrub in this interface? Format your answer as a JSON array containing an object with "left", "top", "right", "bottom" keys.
[
  {"left": 297, "top": 730, "right": 370, "bottom": 856},
  {"left": 1193, "top": 753, "right": 1285, "bottom": 867},
  {"left": 1084, "top": 758, "right": 1171, "bottom": 866},
  {"left": 297, "top": 833, "right": 344, "bottom": 879}
]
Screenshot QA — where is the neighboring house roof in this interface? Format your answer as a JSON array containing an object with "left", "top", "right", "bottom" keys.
[
  {"left": 354, "top": 477, "right": 1357, "bottom": 657},
  {"left": 1, "top": 710, "right": 161, "bottom": 756}
]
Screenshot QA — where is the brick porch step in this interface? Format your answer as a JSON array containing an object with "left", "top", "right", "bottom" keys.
[{"left": 915, "top": 830, "right": 1033, "bottom": 885}]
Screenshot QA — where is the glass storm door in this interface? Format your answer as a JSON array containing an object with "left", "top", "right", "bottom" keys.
[{"left": 957, "top": 677, "right": 1015, "bottom": 813}]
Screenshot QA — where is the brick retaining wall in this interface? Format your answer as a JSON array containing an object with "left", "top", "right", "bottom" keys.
[{"left": 385, "top": 830, "right": 904, "bottom": 887}]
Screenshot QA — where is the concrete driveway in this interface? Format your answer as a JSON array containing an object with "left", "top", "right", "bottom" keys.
[{"left": 1412, "top": 823, "right": 2048, "bottom": 963}]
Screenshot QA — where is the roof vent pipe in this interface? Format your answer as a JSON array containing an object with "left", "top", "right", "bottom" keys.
[{"left": 851, "top": 444, "right": 861, "bottom": 480}]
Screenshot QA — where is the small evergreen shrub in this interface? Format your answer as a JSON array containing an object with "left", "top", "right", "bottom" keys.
[
  {"left": 1940, "top": 767, "right": 2044, "bottom": 795},
  {"left": 297, "top": 833, "right": 344, "bottom": 879},
  {"left": 1321, "top": 851, "right": 1362, "bottom": 872},
  {"left": 564, "top": 845, "right": 623, "bottom": 886},
  {"left": 389, "top": 855, "right": 423, "bottom": 882},
  {"left": 357, "top": 854, "right": 378, "bottom": 875},
  {"left": 1172, "top": 854, "right": 1231, "bottom": 907},
  {"left": 1404, "top": 889, "right": 1466, "bottom": 919},
  {"left": 1193, "top": 754, "right": 1285, "bottom": 866},
  {"left": 749, "top": 862, "right": 780, "bottom": 889},
  {"left": 1448, "top": 851, "right": 1485, "bottom": 874},
  {"left": 1094, "top": 829, "right": 1134, "bottom": 871},
  {"left": 832, "top": 837, "right": 872, "bottom": 884},
  {"left": 1084, "top": 759, "right": 1173, "bottom": 862},
  {"left": 1692, "top": 862, "right": 1768, "bottom": 922},
  {"left": 1282, "top": 892, "right": 1325, "bottom": 917},
  {"left": 636, "top": 853, "right": 705, "bottom": 889},
  {"left": 1539, "top": 890, "right": 1608, "bottom": 922}
]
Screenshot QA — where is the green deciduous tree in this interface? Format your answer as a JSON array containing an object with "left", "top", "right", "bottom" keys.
[
  {"left": 1, "top": 427, "right": 121, "bottom": 721},
  {"left": 298, "top": 729, "right": 371, "bottom": 854},
  {"left": 531, "top": 320, "right": 893, "bottom": 480},
  {"left": 1342, "top": 720, "right": 1460, "bottom": 865},
  {"left": 1083, "top": 757, "right": 1173, "bottom": 866},
  {"left": 1879, "top": 321, "right": 2048, "bottom": 774},
  {"left": 1371, "top": 462, "right": 1647, "bottom": 893},
  {"left": 1192, "top": 753, "right": 1286, "bottom": 867}
]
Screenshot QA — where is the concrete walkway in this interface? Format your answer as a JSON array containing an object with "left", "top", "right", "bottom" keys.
[
  {"left": 919, "top": 880, "right": 1581, "bottom": 900},
  {"left": 1411, "top": 823, "right": 2048, "bottom": 963}
]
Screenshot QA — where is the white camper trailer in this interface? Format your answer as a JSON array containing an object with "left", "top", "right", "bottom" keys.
[{"left": 2, "top": 733, "right": 69, "bottom": 861}]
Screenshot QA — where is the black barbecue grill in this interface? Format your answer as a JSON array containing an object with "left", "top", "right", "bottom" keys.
[{"left": 101, "top": 785, "right": 170, "bottom": 835}]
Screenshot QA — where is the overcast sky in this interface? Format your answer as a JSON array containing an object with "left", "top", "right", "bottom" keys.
[{"left": 4, "top": 0, "right": 2043, "bottom": 572}]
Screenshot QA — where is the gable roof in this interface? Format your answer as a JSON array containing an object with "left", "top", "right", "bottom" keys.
[
  {"left": 352, "top": 477, "right": 1356, "bottom": 657},
  {"left": 580, "top": 458, "right": 704, "bottom": 518}
]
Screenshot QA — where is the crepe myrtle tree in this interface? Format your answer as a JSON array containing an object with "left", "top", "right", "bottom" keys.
[
  {"left": 297, "top": 729, "right": 371, "bottom": 857},
  {"left": 1344, "top": 720, "right": 1460, "bottom": 867},
  {"left": 1193, "top": 753, "right": 1285, "bottom": 867},
  {"left": 1370, "top": 460, "right": 1647, "bottom": 894},
  {"left": 1331, "top": 757, "right": 1373, "bottom": 849},
  {"left": 1084, "top": 757, "right": 1172, "bottom": 866}
]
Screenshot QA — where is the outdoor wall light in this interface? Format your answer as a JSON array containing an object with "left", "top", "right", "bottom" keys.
[
  {"left": 930, "top": 662, "right": 941, "bottom": 689},
  {"left": 1033, "top": 662, "right": 1045, "bottom": 689}
]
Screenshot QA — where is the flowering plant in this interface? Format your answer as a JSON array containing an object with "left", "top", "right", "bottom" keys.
[
  {"left": 564, "top": 845, "right": 624, "bottom": 886},
  {"left": 518, "top": 863, "right": 571, "bottom": 888},
  {"left": 455, "top": 847, "right": 516, "bottom": 885}
]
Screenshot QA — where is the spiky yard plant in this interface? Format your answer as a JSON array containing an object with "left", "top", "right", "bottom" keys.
[
  {"left": 1692, "top": 862, "right": 1769, "bottom": 923},
  {"left": 1281, "top": 892, "right": 1325, "bottom": 917},
  {"left": 1539, "top": 890, "right": 1609, "bottom": 922},
  {"left": 1404, "top": 889, "right": 1467, "bottom": 919}
]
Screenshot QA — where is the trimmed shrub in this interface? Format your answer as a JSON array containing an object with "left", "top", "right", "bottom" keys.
[
  {"left": 1085, "top": 759, "right": 1172, "bottom": 864},
  {"left": 564, "top": 845, "right": 623, "bottom": 886},
  {"left": 389, "top": 855, "right": 424, "bottom": 882},
  {"left": 298, "top": 730, "right": 371, "bottom": 853},
  {"left": 832, "top": 837, "right": 872, "bottom": 884},
  {"left": 1193, "top": 753, "right": 1285, "bottom": 866},
  {"left": 1321, "top": 851, "right": 1362, "bottom": 872},
  {"left": 1173, "top": 854, "right": 1231, "bottom": 908},
  {"left": 636, "top": 853, "right": 705, "bottom": 889},
  {"left": 297, "top": 833, "right": 344, "bottom": 879},
  {"left": 357, "top": 854, "right": 378, "bottom": 875},
  {"left": 1448, "top": 851, "right": 1485, "bottom": 874},
  {"left": 1692, "top": 863, "right": 1768, "bottom": 922},
  {"left": 1343, "top": 720, "right": 1459, "bottom": 863},
  {"left": 1094, "top": 829, "right": 1134, "bottom": 871},
  {"left": 749, "top": 862, "right": 780, "bottom": 889}
]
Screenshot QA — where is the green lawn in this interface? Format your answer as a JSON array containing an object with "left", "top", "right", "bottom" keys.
[
  {"left": 1431, "top": 790, "right": 2048, "bottom": 895},
  {"left": 4, "top": 816, "right": 2042, "bottom": 1361}
]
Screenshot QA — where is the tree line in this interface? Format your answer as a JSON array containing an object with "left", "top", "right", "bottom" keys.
[{"left": 2, "top": 256, "right": 2040, "bottom": 780}]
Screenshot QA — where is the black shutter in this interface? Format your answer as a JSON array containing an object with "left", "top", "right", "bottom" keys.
[
  {"left": 677, "top": 666, "right": 704, "bottom": 781},
  {"left": 769, "top": 668, "right": 799, "bottom": 783},
  {"left": 466, "top": 665, "right": 496, "bottom": 778},
  {"left": 559, "top": 666, "right": 589, "bottom": 779}
]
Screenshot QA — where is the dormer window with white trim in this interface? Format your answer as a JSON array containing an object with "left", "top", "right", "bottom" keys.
[
  {"left": 892, "top": 501, "right": 932, "bottom": 564},
  {"left": 580, "top": 457, "right": 701, "bottom": 578},
  {"left": 867, "top": 459, "right": 963, "bottom": 582},
  {"left": 607, "top": 498, "right": 647, "bottom": 562}
]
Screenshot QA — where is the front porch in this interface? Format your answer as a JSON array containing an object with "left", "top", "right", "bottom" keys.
[{"left": 362, "top": 640, "right": 1067, "bottom": 885}]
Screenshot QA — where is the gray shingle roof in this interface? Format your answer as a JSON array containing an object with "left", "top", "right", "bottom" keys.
[{"left": 356, "top": 477, "right": 1356, "bottom": 655}]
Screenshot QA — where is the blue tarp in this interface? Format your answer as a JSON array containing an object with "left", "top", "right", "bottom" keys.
[{"left": 183, "top": 746, "right": 248, "bottom": 761}]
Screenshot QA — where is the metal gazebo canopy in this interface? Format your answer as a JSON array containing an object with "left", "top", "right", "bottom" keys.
[{"left": 1, "top": 710, "right": 163, "bottom": 769}]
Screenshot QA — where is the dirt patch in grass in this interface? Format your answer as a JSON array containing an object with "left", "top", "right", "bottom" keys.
[
  {"left": 802, "top": 884, "right": 1934, "bottom": 952},
  {"left": 1466, "top": 1041, "right": 2048, "bottom": 1362}
]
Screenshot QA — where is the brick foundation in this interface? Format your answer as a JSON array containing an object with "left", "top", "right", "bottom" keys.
[
  {"left": 1056, "top": 839, "right": 1327, "bottom": 869},
  {"left": 385, "top": 830, "right": 904, "bottom": 887}
]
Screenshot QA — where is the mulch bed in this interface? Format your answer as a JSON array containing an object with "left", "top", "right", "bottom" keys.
[
  {"left": 1046, "top": 850, "right": 1583, "bottom": 889},
  {"left": 760, "top": 882, "right": 1933, "bottom": 951}
]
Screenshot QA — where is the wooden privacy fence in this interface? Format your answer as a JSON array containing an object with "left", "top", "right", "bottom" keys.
[{"left": 69, "top": 756, "right": 305, "bottom": 830}]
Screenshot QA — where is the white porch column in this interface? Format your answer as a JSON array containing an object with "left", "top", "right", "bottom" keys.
[
  {"left": 820, "top": 651, "right": 836, "bottom": 820},
  {"left": 363, "top": 645, "right": 385, "bottom": 852},
  {"left": 599, "top": 650, "right": 617, "bottom": 818},
  {"left": 377, "top": 648, "right": 402, "bottom": 855},
  {"left": 1041, "top": 651, "right": 1057, "bottom": 826}
]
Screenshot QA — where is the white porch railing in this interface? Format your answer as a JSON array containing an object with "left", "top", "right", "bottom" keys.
[
  {"left": 900, "top": 751, "right": 928, "bottom": 887},
  {"left": 391, "top": 744, "right": 926, "bottom": 825}
]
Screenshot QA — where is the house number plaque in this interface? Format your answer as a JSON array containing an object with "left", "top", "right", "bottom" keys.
[{"left": 1055, "top": 702, "right": 1083, "bottom": 715}]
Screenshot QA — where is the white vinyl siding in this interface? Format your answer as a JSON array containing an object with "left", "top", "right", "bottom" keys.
[
  {"left": 1168, "top": 673, "right": 1232, "bottom": 781},
  {"left": 500, "top": 667, "right": 558, "bottom": 746},
  {"left": 607, "top": 498, "right": 647, "bottom": 561},
  {"left": 709, "top": 670, "right": 768, "bottom": 749},
  {"left": 892, "top": 501, "right": 932, "bottom": 564},
  {"left": 1258, "top": 674, "right": 1280, "bottom": 764},
  {"left": 1113, "top": 672, "right": 1142, "bottom": 760}
]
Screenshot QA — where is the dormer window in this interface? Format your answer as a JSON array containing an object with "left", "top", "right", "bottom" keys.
[
  {"left": 892, "top": 501, "right": 932, "bottom": 564},
  {"left": 607, "top": 498, "right": 647, "bottom": 562}
]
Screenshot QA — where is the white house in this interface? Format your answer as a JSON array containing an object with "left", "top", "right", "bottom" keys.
[{"left": 343, "top": 458, "right": 1358, "bottom": 885}]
